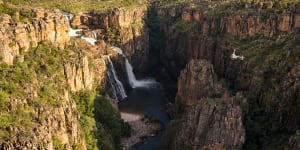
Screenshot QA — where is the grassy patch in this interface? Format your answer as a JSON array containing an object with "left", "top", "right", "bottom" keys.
[{"left": 3, "top": 0, "right": 147, "bottom": 13}]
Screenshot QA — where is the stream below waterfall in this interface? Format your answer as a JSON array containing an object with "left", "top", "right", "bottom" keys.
[
  {"left": 119, "top": 84, "right": 169, "bottom": 150},
  {"left": 108, "top": 46, "right": 170, "bottom": 149}
]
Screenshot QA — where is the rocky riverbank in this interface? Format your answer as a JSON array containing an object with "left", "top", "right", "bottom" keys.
[{"left": 120, "top": 112, "right": 162, "bottom": 150}]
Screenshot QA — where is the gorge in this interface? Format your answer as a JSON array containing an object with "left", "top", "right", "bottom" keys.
[{"left": 0, "top": 0, "right": 300, "bottom": 150}]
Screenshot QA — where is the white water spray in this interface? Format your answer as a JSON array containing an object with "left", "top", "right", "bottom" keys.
[
  {"left": 61, "top": 11, "right": 81, "bottom": 37},
  {"left": 62, "top": 11, "right": 97, "bottom": 45},
  {"left": 111, "top": 46, "right": 156, "bottom": 88},
  {"left": 69, "top": 28, "right": 82, "bottom": 37},
  {"left": 81, "top": 36, "right": 97, "bottom": 45}
]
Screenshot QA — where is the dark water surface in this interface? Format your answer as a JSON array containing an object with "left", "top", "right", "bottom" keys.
[{"left": 118, "top": 84, "right": 170, "bottom": 150}]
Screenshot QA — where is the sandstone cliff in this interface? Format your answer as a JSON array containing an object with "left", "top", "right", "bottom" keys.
[
  {"left": 0, "top": 8, "right": 70, "bottom": 65},
  {"left": 160, "top": 59, "right": 245, "bottom": 150}
]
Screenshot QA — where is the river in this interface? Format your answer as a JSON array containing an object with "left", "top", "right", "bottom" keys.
[{"left": 119, "top": 84, "right": 169, "bottom": 150}]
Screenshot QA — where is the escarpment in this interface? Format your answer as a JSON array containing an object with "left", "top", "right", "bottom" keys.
[
  {"left": 149, "top": 2, "right": 300, "bottom": 149},
  {"left": 1, "top": 1, "right": 300, "bottom": 149}
]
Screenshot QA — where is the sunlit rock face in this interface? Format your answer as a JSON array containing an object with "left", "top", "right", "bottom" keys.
[{"left": 0, "top": 9, "right": 70, "bottom": 65}]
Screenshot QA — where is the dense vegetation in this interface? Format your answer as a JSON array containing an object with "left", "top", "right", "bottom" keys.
[
  {"left": 72, "top": 89, "right": 130, "bottom": 150},
  {"left": 0, "top": 41, "right": 130, "bottom": 149},
  {"left": 0, "top": 42, "right": 71, "bottom": 143},
  {"left": 228, "top": 35, "right": 300, "bottom": 149}
]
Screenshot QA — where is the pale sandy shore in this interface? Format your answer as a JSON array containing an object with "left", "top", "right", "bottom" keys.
[
  {"left": 121, "top": 112, "right": 142, "bottom": 122},
  {"left": 121, "top": 112, "right": 162, "bottom": 150}
]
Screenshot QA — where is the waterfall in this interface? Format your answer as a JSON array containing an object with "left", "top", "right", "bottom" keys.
[
  {"left": 80, "top": 31, "right": 97, "bottom": 45},
  {"left": 111, "top": 46, "right": 156, "bottom": 88},
  {"left": 69, "top": 28, "right": 82, "bottom": 37},
  {"left": 62, "top": 11, "right": 97, "bottom": 45},
  {"left": 106, "top": 56, "right": 127, "bottom": 101},
  {"left": 61, "top": 11, "right": 82, "bottom": 37},
  {"left": 61, "top": 11, "right": 74, "bottom": 20},
  {"left": 81, "top": 36, "right": 97, "bottom": 45}
]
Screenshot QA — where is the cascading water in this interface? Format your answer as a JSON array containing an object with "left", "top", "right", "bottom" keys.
[
  {"left": 62, "top": 11, "right": 125, "bottom": 100},
  {"left": 62, "top": 11, "right": 97, "bottom": 45},
  {"left": 69, "top": 28, "right": 82, "bottom": 37},
  {"left": 61, "top": 11, "right": 82, "bottom": 37},
  {"left": 106, "top": 56, "right": 127, "bottom": 101},
  {"left": 110, "top": 46, "right": 156, "bottom": 88},
  {"left": 81, "top": 36, "right": 97, "bottom": 45}
]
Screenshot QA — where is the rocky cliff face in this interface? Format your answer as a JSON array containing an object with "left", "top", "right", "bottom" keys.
[
  {"left": 176, "top": 60, "right": 224, "bottom": 106},
  {"left": 0, "top": 43, "right": 108, "bottom": 150},
  {"left": 160, "top": 59, "right": 245, "bottom": 150},
  {"left": 64, "top": 56, "right": 93, "bottom": 92},
  {"left": 70, "top": 6, "right": 149, "bottom": 76},
  {"left": 149, "top": 3, "right": 300, "bottom": 149},
  {"left": 1, "top": 90, "right": 86, "bottom": 150},
  {"left": 0, "top": 7, "right": 109, "bottom": 149},
  {"left": 0, "top": 8, "right": 70, "bottom": 65}
]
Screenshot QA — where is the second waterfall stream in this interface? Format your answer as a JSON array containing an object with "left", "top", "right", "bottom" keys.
[{"left": 110, "top": 46, "right": 157, "bottom": 88}]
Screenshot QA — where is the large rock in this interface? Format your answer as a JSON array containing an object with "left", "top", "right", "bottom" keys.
[
  {"left": 160, "top": 59, "right": 245, "bottom": 150},
  {"left": 176, "top": 59, "right": 224, "bottom": 106},
  {"left": 171, "top": 98, "right": 245, "bottom": 150}
]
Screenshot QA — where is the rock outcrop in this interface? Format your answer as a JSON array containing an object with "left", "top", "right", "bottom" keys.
[
  {"left": 171, "top": 99, "right": 245, "bottom": 150},
  {"left": 160, "top": 59, "right": 245, "bottom": 150},
  {"left": 0, "top": 9, "right": 70, "bottom": 65},
  {"left": 176, "top": 60, "right": 224, "bottom": 106},
  {"left": 64, "top": 56, "right": 93, "bottom": 91}
]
